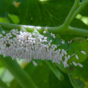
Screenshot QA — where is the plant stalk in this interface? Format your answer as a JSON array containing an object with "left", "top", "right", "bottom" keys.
[
  {"left": 63, "top": 0, "right": 80, "bottom": 26},
  {"left": 70, "top": 0, "right": 88, "bottom": 22},
  {"left": 0, "top": 55, "right": 38, "bottom": 88}
]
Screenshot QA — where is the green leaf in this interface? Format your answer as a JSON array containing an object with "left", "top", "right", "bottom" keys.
[
  {"left": 70, "top": 58, "right": 88, "bottom": 81},
  {"left": 8, "top": 14, "right": 20, "bottom": 24},
  {"left": 0, "top": 17, "right": 9, "bottom": 23},
  {"left": 45, "top": 61, "right": 64, "bottom": 80},
  {"left": 0, "top": 0, "right": 73, "bottom": 26},
  {"left": 49, "top": 68, "right": 73, "bottom": 88},
  {"left": 0, "top": 0, "right": 88, "bottom": 87},
  {"left": 68, "top": 74, "right": 84, "bottom": 88},
  {"left": 68, "top": 38, "right": 88, "bottom": 63},
  {"left": 23, "top": 60, "right": 73, "bottom": 88}
]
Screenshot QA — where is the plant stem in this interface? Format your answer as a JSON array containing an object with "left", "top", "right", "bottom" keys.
[
  {"left": 0, "top": 23, "right": 20, "bottom": 30},
  {"left": 70, "top": 0, "right": 88, "bottom": 22},
  {"left": 69, "top": 26, "right": 88, "bottom": 37},
  {"left": 0, "top": 55, "right": 38, "bottom": 88},
  {"left": 0, "top": 23, "right": 88, "bottom": 37},
  {"left": 0, "top": 22, "right": 65, "bottom": 34},
  {"left": 0, "top": 78, "right": 9, "bottom": 88},
  {"left": 63, "top": 0, "right": 80, "bottom": 27}
]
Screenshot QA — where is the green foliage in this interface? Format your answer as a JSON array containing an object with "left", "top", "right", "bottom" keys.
[
  {"left": 8, "top": 14, "right": 20, "bottom": 24},
  {"left": 0, "top": 0, "right": 88, "bottom": 88}
]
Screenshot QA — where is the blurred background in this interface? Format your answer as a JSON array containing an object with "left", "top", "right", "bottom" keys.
[{"left": 0, "top": 0, "right": 88, "bottom": 88}]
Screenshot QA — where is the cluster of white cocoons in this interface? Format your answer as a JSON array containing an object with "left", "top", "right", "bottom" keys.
[{"left": 0, "top": 29, "right": 83, "bottom": 67}]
